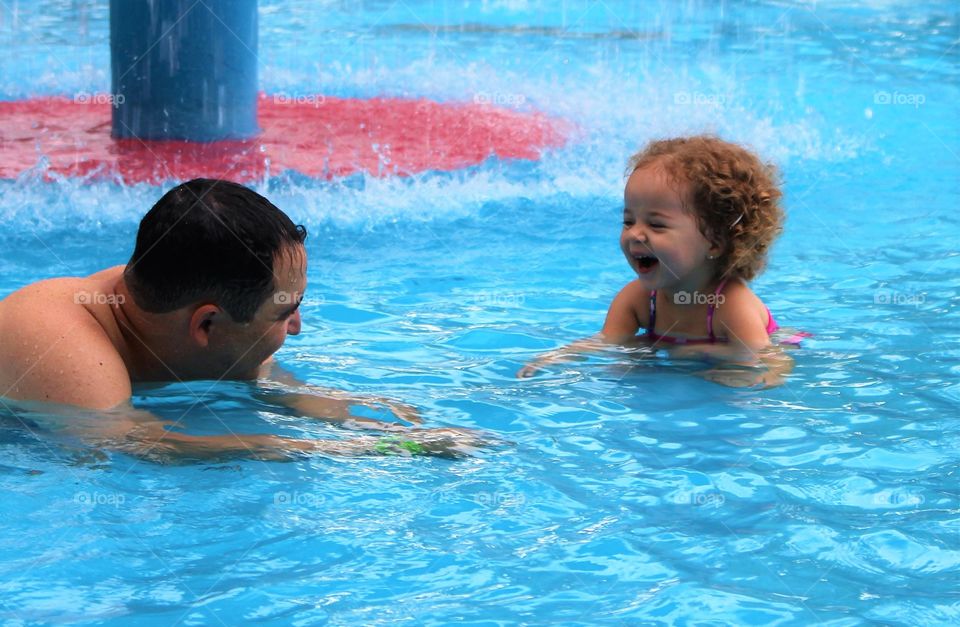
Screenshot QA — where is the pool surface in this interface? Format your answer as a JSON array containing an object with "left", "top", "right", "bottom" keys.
[{"left": 1, "top": 1, "right": 958, "bottom": 624}]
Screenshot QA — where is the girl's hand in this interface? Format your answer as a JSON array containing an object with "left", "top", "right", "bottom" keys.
[
  {"left": 516, "top": 364, "right": 539, "bottom": 378},
  {"left": 516, "top": 336, "right": 608, "bottom": 379},
  {"left": 517, "top": 358, "right": 552, "bottom": 378}
]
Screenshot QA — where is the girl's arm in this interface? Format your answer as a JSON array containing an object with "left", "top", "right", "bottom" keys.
[
  {"left": 670, "top": 282, "right": 772, "bottom": 363},
  {"left": 602, "top": 280, "right": 647, "bottom": 341},
  {"left": 669, "top": 286, "right": 793, "bottom": 387},
  {"left": 517, "top": 281, "right": 645, "bottom": 378}
]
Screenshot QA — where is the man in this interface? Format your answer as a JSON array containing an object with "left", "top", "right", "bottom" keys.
[{"left": 0, "top": 179, "right": 475, "bottom": 459}]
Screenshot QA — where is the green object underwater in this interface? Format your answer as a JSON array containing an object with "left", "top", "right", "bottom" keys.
[{"left": 374, "top": 436, "right": 427, "bottom": 456}]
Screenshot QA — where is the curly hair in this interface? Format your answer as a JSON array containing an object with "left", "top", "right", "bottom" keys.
[{"left": 627, "top": 135, "right": 783, "bottom": 283}]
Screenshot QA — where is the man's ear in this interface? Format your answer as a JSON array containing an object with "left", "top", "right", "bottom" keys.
[{"left": 188, "top": 305, "right": 224, "bottom": 348}]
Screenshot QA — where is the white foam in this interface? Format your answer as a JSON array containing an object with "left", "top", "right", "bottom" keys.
[{"left": 2, "top": 40, "right": 865, "bottom": 233}]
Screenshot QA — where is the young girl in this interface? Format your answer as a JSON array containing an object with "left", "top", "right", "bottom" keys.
[{"left": 519, "top": 135, "right": 802, "bottom": 384}]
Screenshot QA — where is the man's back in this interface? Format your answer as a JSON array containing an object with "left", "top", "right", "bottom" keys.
[{"left": 0, "top": 267, "right": 132, "bottom": 409}]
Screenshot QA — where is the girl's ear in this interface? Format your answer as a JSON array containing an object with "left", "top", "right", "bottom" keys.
[{"left": 706, "top": 232, "right": 725, "bottom": 259}]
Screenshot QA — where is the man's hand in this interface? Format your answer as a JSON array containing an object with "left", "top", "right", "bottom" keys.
[
  {"left": 118, "top": 417, "right": 491, "bottom": 462},
  {"left": 257, "top": 360, "right": 424, "bottom": 429},
  {"left": 265, "top": 391, "right": 423, "bottom": 431}
]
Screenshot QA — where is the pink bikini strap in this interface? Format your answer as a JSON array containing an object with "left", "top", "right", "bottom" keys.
[
  {"left": 649, "top": 279, "right": 727, "bottom": 342},
  {"left": 705, "top": 279, "right": 728, "bottom": 341},
  {"left": 647, "top": 289, "right": 657, "bottom": 338}
]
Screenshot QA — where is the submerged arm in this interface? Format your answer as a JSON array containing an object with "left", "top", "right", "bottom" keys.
[
  {"left": 516, "top": 335, "right": 609, "bottom": 378},
  {"left": 256, "top": 359, "right": 422, "bottom": 430},
  {"left": 517, "top": 282, "right": 643, "bottom": 378},
  {"left": 57, "top": 404, "right": 481, "bottom": 462},
  {"left": 675, "top": 299, "right": 795, "bottom": 388}
]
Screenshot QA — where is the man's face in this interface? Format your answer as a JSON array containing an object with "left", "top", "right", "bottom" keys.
[{"left": 213, "top": 244, "right": 307, "bottom": 378}]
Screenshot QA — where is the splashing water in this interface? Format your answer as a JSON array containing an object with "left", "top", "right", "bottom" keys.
[{"left": 0, "top": 1, "right": 958, "bottom": 624}]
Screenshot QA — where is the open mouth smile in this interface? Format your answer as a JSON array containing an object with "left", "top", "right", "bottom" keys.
[{"left": 633, "top": 254, "right": 659, "bottom": 274}]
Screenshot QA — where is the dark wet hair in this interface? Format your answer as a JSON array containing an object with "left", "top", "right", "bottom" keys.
[{"left": 124, "top": 179, "right": 307, "bottom": 323}]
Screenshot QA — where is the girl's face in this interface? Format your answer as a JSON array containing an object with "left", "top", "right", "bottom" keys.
[{"left": 621, "top": 163, "right": 720, "bottom": 293}]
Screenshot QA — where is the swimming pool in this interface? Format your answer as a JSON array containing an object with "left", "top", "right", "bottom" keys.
[{"left": 1, "top": 0, "right": 958, "bottom": 623}]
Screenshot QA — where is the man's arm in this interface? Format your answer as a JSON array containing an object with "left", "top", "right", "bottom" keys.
[
  {"left": 1, "top": 304, "right": 133, "bottom": 410},
  {"left": 110, "top": 408, "right": 435, "bottom": 461},
  {"left": 13, "top": 399, "right": 482, "bottom": 462},
  {"left": 0, "top": 320, "right": 391, "bottom": 460},
  {"left": 256, "top": 359, "right": 423, "bottom": 430},
  {"left": 1, "top": 310, "right": 478, "bottom": 459}
]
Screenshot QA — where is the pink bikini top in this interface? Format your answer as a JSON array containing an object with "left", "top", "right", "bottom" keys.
[{"left": 645, "top": 279, "right": 779, "bottom": 345}]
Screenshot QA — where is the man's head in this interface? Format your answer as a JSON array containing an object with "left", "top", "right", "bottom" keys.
[
  {"left": 124, "top": 179, "right": 308, "bottom": 378},
  {"left": 125, "top": 179, "right": 307, "bottom": 321}
]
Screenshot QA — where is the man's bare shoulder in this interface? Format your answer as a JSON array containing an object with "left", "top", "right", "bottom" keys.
[
  {"left": 0, "top": 270, "right": 132, "bottom": 409},
  {"left": 1, "top": 271, "right": 118, "bottom": 320},
  {"left": 85, "top": 265, "right": 126, "bottom": 282},
  {"left": 1, "top": 266, "right": 125, "bottom": 311}
]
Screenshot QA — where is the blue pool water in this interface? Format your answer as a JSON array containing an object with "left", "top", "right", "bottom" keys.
[{"left": 1, "top": 1, "right": 959, "bottom": 624}]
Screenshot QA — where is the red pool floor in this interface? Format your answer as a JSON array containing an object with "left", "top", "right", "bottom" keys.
[{"left": 0, "top": 94, "right": 569, "bottom": 184}]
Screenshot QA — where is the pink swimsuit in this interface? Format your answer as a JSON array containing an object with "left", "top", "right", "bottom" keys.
[{"left": 645, "top": 279, "right": 806, "bottom": 345}]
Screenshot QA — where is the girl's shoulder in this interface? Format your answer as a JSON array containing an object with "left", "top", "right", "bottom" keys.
[
  {"left": 604, "top": 280, "right": 651, "bottom": 339},
  {"left": 717, "top": 278, "right": 765, "bottom": 307},
  {"left": 713, "top": 278, "right": 772, "bottom": 340},
  {"left": 619, "top": 279, "right": 652, "bottom": 321}
]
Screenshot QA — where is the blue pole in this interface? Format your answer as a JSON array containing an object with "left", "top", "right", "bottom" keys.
[{"left": 110, "top": 0, "right": 259, "bottom": 141}]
